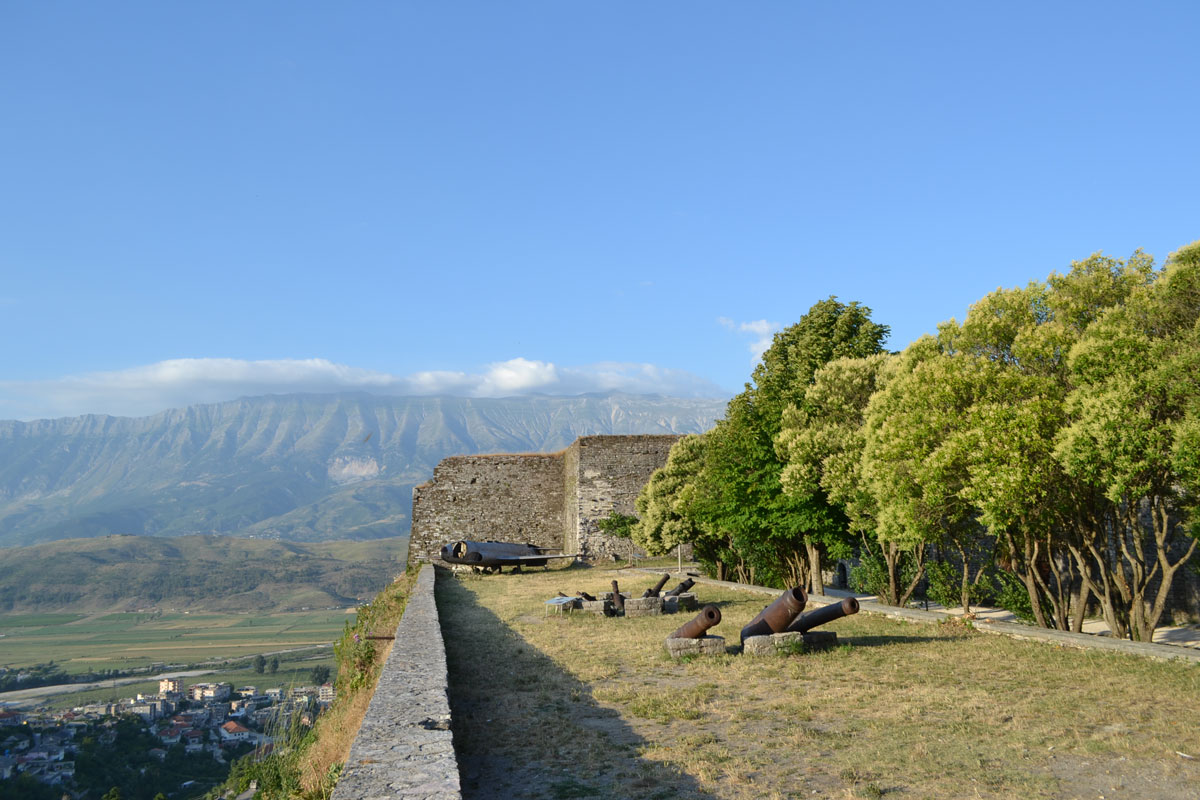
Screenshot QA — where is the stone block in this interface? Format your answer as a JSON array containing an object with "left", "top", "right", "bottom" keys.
[
  {"left": 623, "top": 597, "right": 663, "bottom": 617},
  {"left": 662, "top": 593, "right": 698, "bottom": 613},
  {"left": 664, "top": 635, "right": 726, "bottom": 657},
  {"left": 580, "top": 600, "right": 610, "bottom": 615},
  {"left": 742, "top": 630, "right": 838, "bottom": 655}
]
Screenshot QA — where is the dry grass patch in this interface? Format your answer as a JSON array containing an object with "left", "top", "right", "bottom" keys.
[{"left": 440, "top": 563, "right": 1200, "bottom": 799}]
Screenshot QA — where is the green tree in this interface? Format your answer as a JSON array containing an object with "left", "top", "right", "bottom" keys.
[
  {"left": 635, "top": 435, "right": 719, "bottom": 557},
  {"left": 253, "top": 654, "right": 266, "bottom": 674},
  {"left": 777, "top": 353, "right": 919, "bottom": 599},
  {"left": 310, "top": 664, "right": 332, "bottom": 685},
  {"left": 269, "top": 656, "right": 279, "bottom": 674},
  {"left": 858, "top": 337, "right": 974, "bottom": 606},
  {"left": 702, "top": 298, "right": 889, "bottom": 592},
  {"left": 595, "top": 510, "right": 639, "bottom": 540},
  {"left": 1055, "top": 242, "right": 1200, "bottom": 640},
  {"left": 950, "top": 249, "right": 1159, "bottom": 631}
]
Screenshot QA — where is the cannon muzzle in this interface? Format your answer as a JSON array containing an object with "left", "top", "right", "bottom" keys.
[
  {"left": 669, "top": 604, "right": 722, "bottom": 639},
  {"left": 610, "top": 580, "right": 625, "bottom": 613},
  {"left": 577, "top": 591, "right": 597, "bottom": 602},
  {"left": 642, "top": 573, "right": 671, "bottom": 598},
  {"left": 785, "top": 597, "right": 859, "bottom": 633},
  {"left": 663, "top": 578, "right": 695, "bottom": 597},
  {"left": 740, "top": 587, "right": 807, "bottom": 642}
]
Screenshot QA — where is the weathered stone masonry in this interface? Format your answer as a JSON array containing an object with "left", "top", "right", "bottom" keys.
[
  {"left": 567, "top": 435, "right": 683, "bottom": 561},
  {"left": 409, "top": 435, "right": 681, "bottom": 563},
  {"left": 331, "top": 564, "right": 460, "bottom": 800},
  {"left": 410, "top": 454, "right": 566, "bottom": 555}
]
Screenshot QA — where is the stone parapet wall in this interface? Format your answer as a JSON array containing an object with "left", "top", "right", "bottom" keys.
[
  {"left": 410, "top": 454, "right": 566, "bottom": 563},
  {"left": 332, "top": 564, "right": 460, "bottom": 800}
]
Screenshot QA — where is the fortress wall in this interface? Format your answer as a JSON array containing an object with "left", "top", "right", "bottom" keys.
[
  {"left": 409, "top": 454, "right": 566, "bottom": 563},
  {"left": 561, "top": 441, "right": 581, "bottom": 555},
  {"left": 570, "top": 435, "right": 681, "bottom": 561},
  {"left": 331, "top": 563, "right": 460, "bottom": 800},
  {"left": 409, "top": 435, "right": 681, "bottom": 565}
]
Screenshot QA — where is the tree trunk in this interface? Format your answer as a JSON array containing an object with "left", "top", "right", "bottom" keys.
[
  {"left": 806, "top": 540, "right": 824, "bottom": 596},
  {"left": 897, "top": 545, "right": 926, "bottom": 607},
  {"left": 883, "top": 542, "right": 902, "bottom": 606},
  {"left": 954, "top": 541, "right": 973, "bottom": 613},
  {"left": 1069, "top": 579, "right": 1090, "bottom": 634}
]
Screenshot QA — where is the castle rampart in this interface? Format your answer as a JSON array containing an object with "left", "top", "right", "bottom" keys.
[{"left": 408, "top": 435, "right": 681, "bottom": 563}]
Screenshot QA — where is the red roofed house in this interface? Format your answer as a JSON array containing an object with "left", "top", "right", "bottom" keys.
[{"left": 219, "top": 721, "right": 251, "bottom": 743}]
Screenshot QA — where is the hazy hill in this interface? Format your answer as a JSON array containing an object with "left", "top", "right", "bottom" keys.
[
  {"left": 0, "top": 392, "right": 724, "bottom": 548},
  {"left": 0, "top": 534, "right": 407, "bottom": 612}
]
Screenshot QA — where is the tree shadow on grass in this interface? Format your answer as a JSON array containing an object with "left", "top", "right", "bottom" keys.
[
  {"left": 840, "top": 633, "right": 965, "bottom": 648},
  {"left": 437, "top": 569, "right": 719, "bottom": 800}
]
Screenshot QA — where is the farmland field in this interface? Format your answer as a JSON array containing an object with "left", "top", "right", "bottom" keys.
[{"left": 0, "top": 609, "right": 352, "bottom": 683}]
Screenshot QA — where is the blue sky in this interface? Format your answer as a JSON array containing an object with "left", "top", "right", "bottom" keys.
[{"left": 2, "top": 2, "right": 1197, "bottom": 421}]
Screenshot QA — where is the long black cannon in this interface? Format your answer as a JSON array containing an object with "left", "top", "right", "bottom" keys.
[
  {"left": 785, "top": 597, "right": 859, "bottom": 633},
  {"left": 740, "top": 587, "right": 807, "bottom": 642},
  {"left": 642, "top": 573, "right": 671, "bottom": 598},
  {"left": 663, "top": 577, "right": 695, "bottom": 597},
  {"left": 610, "top": 580, "right": 625, "bottom": 614}
]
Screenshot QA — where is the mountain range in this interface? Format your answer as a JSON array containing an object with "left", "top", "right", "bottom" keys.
[{"left": 0, "top": 392, "right": 725, "bottom": 548}]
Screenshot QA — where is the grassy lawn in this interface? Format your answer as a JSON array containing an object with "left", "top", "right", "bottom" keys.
[
  {"left": 0, "top": 608, "right": 353, "bottom": 673},
  {"left": 438, "top": 563, "right": 1200, "bottom": 800}
]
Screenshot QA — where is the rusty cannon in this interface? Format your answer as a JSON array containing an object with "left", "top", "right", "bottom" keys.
[
  {"left": 642, "top": 573, "right": 671, "bottom": 598},
  {"left": 610, "top": 580, "right": 625, "bottom": 614},
  {"left": 669, "top": 604, "right": 722, "bottom": 639},
  {"left": 785, "top": 597, "right": 859, "bottom": 633},
  {"left": 740, "top": 587, "right": 807, "bottom": 642},
  {"left": 663, "top": 577, "right": 696, "bottom": 597}
]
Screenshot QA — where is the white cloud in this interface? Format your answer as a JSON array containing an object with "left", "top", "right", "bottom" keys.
[
  {"left": 718, "top": 317, "right": 782, "bottom": 363},
  {"left": 0, "top": 357, "right": 728, "bottom": 421},
  {"left": 478, "top": 358, "right": 560, "bottom": 394}
]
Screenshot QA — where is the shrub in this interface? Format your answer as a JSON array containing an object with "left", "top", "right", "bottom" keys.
[
  {"left": 924, "top": 560, "right": 997, "bottom": 609},
  {"left": 993, "top": 570, "right": 1036, "bottom": 623}
]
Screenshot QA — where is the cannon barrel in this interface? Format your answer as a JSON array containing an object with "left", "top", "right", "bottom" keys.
[
  {"left": 610, "top": 580, "right": 625, "bottom": 613},
  {"left": 669, "top": 604, "right": 722, "bottom": 639},
  {"left": 663, "top": 578, "right": 696, "bottom": 597},
  {"left": 740, "top": 587, "right": 807, "bottom": 642},
  {"left": 577, "top": 591, "right": 597, "bottom": 601},
  {"left": 785, "top": 597, "right": 859, "bottom": 633},
  {"left": 642, "top": 573, "right": 671, "bottom": 598}
]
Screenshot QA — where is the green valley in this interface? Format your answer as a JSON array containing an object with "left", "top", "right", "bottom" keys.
[{"left": 0, "top": 534, "right": 407, "bottom": 613}]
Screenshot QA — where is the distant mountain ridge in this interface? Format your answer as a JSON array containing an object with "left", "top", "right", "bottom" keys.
[{"left": 0, "top": 392, "right": 725, "bottom": 547}]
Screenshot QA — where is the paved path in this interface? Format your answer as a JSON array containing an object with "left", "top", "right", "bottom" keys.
[{"left": 631, "top": 567, "right": 1200, "bottom": 664}]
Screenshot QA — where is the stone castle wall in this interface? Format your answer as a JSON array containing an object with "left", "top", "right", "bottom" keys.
[
  {"left": 409, "top": 454, "right": 566, "bottom": 562},
  {"left": 409, "top": 435, "right": 681, "bottom": 563},
  {"left": 568, "top": 435, "right": 682, "bottom": 561}
]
